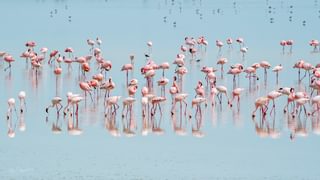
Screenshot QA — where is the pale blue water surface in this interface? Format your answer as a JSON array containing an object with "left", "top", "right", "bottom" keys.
[{"left": 0, "top": 0, "right": 320, "bottom": 179}]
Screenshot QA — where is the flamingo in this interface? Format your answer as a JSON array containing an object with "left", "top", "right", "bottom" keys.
[
  {"left": 231, "top": 88, "right": 244, "bottom": 109},
  {"left": 79, "top": 81, "right": 93, "bottom": 102},
  {"left": 171, "top": 93, "right": 188, "bottom": 116},
  {"left": 4, "top": 55, "right": 15, "bottom": 72},
  {"left": 87, "top": 39, "right": 95, "bottom": 52},
  {"left": 267, "top": 90, "right": 282, "bottom": 114},
  {"left": 272, "top": 64, "right": 283, "bottom": 84},
  {"left": 45, "top": 97, "right": 63, "bottom": 115},
  {"left": 236, "top": 37, "right": 244, "bottom": 48},
  {"left": 260, "top": 60, "right": 271, "bottom": 81},
  {"left": 309, "top": 39, "right": 319, "bottom": 51},
  {"left": 157, "top": 77, "right": 169, "bottom": 97},
  {"left": 192, "top": 97, "right": 206, "bottom": 130},
  {"left": 217, "top": 57, "right": 228, "bottom": 75},
  {"left": 64, "top": 47, "right": 74, "bottom": 58},
  {"left": 121, "top": 63, "right": 133, "bottom": 87},
  {"left": 240, "top": 47, "right": 248, "bottom": 59},
  {"left": 121, "top": 97, "right": 136, "bottom": 134},
  {"left": 48, "top": 50, "right": 58, "bottom": 65},
  {"left": 280, "top": 40, "right": 287, "bottom": 53},
  {"left": 101, "top": 77, "right": 115, "bottom": 99},
  {"left": 226, "top": 38, "right": 233, "bottom": 48},
  {"left": 216, "top": 85, "right": 231, "bottom": 107},
  {"left": 252, "top": 96, "right": 269, "bottom": 118},
  {"left": 286, "top": 39, "right": 293, "bottom": 53},
  {"left": 96, "top": 37, "right": 102, "bottom": 48}
]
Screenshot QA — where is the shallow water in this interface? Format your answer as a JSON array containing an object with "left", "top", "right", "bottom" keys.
[{"left": 1, "top": 0, "right": 320, "bottom": 179}]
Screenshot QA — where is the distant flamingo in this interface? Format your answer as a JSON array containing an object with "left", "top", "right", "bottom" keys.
[
  {"left": 217, "top": 57, "right": 228, "bottom": 76},
  {"left": 216, "top": 85, "right": 231, "bottom": 107},
  {"left": 79, "top": 81, "right": 93, "bottom": 102},
  {"left": 231, "top": 88, "right": 244, "bottom": 109},
  {"left": 280, "top": 40, "right": 287, "bottom": 53},
  {"left": 4, "top": 55, "right": 15, "bottom": 72},
  {"left": 240, "top": 47, "right": 248, "bottom": 59},
  {"left": 45, "top": 97, "right": 63, "bottom": 115},
  {"left": 101, "top": 77, "right": 115, "bottom": 99},
  {"left": 121, "top": 63, "right": 133, "bottom": 87},
  {"left": 260, "top": 60, "right": 271, "bottom": 81},
  {"left": 267, "top": 90, "right": 282, "bottom": 114},
  {"left": 252, "top": 96, "right": 269, "bottom": 118},
  {"left": 236, "top": 37, "right": 244, "bottom": 49},
  {"left": 309, "top": 39, "right": 319, "bottom": 52},
  {"left": 272, "top": 64, "right": 283, "bottom": 84},
  {"left": 286, "top": 40, "right": 293, "bottom": 53},
  {"left": 226, "top": 38, "right": 233, "bottom": 48}
]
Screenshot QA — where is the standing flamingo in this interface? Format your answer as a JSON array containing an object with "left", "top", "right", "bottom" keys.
[
  {"left": 4, "top": 55, "right": 15, "bottom": 72},
  {"left": 121, "top": 63, "right": 133, "bottom": 87},
  {"left": 272, "top": 64, "right": 283, "bottom": 84},
  {"left": 79, "top": 81, "right": 93, "bottom": 102},
  {"left": 267, "top": 90, "right": 282, "bottom": 114},
  {"left": 280, "top": 40, "right": 287, "bottom": 53},
  {"left": 260, "top": 60, "right": 271, "bottom": 81}
]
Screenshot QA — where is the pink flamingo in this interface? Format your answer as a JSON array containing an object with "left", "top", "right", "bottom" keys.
[
  {"left": 216, "top": 40, "right": 223, "bottom": 52},
  {"left": 175, "top": 66, "right": 188, "bottom": 91},
  {"left": 20, "top": 49, "right": 31, "bottom": 64},
  {"left": 309, "top": 39, "right": 319, "bottom": 52},
  {"left": 236, "top": 37, "right": 244, "bottom": 49},
  {"left": 293, "top": 59, "right": 305, "bottom": 81},
  {"left": 272, "top": 64, "right": 283, "bottom": 84},
  {"left": 252, "top": 96, "right": 269, "bottom": 118},
  {"left": 192, "top": 97, "right": 206, "bottom": 130},
  {"left": 195, "top": 81, "right": 205, "bottom": 98},
  {"left": 286, "top": 40, "right": 293, "bottom": 53},
  {"left": 159, "top": 62, "right": 170, "bottom": 77},
  {"left": 79, "top": 81, "right": 93, "bottom": 102},
  {"left": 25, "top": 41, "right": 36, "bottom": 50},
  {"left": 267, "top": 90, "right": 282, "bottom": 114},
  {"left": 150, "top": 96, "right": 167, "bottom": 134},
  {"left": 217, "top": 57, "right": 228, "bottom": 75},
  {"left": 280, "top": 40, "right": 287, "bottom": 53},
  {"left": 226, "top": 37, "right": 233, "bottom": 48},
  {"left": 101, "top": 77, "right": 115, "bottom": 99},
  {"left": 63, "top": 56, "right": 73, "bottom": 70},
  {"left": 157, "top": 77, "right": 169, "bottom": 97},
  {"left": 87, "top": 39, "right": 95, "bottom": 52},
  {"left": 64, "top": 47, "right": 74, "bottom": 58},
  {"left": 231, "top": 88, "right": 244, "bottom": 109},
  {"left": 48, "top": 50, "right": 59, "bottom": 65},
  {"left": 121, "top": 97, "right": 137, "bottom": 136},
  {"left": 260, "top": 60, "right": 271, "bottom": 81},
  {"left": 4, "top": 55, "right": 15, "bottom": 72},
  {"left": 121, "top": 63, "right": 133, "bottom": 87},
  {"left": 227, "top": 64, "right": 243, "bottom": 88}
]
